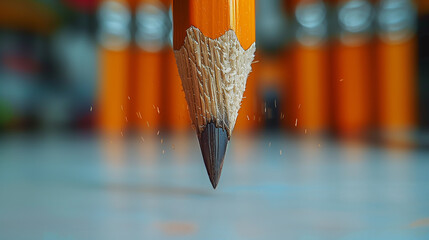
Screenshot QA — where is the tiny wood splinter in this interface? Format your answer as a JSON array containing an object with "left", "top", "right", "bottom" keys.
[{"left": 173, "top": 0, "right": 256, "bottom": 188}]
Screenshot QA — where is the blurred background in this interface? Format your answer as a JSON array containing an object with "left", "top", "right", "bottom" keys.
[
  {"left": 1, "top": 0, "right": 429, "bottom": 239},
  {"left": 0, "top": 0, "right": 428, "bottom": 141}
]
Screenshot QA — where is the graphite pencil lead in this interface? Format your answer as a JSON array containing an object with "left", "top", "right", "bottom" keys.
[{"left": 198, "top": 122, "right": 229, "bottom": 189}]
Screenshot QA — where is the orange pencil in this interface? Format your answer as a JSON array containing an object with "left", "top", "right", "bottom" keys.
[
  {"left": 332, "top": 0, "right": 374, "bottom": 138},
  {"left": 97, "top": 0, "right": 132, "bottom": 134},
  {"left": 376, "top": 0, "right": 417, "bottom": 138},
  {"left": 132, "top": 0, "right": 168, "bottom": 133},
  {"left": 162, "top": 2, "right": 190, "bottom": 132},
  {"left": 173, "top": 0, "right": 256, "bottom": 188},
  {"left": 290, "top": 0, "right": 329, "bottom": 135}
]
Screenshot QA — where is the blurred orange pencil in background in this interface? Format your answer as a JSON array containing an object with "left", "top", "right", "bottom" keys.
[
  {"left": 290, "top": 0, "right": 329, "bottom": 135},
  {"left": 131, "top": 0, "right": 167, "bottom": 133},
  {"left": 162, "top": 1, "right": 190, "bottom": 132},
  {"left": 376, "top": 0, "right": 417, "bottom": 139},
  {"left": 97, "top": 0, "right": 132, "bottom": 134},
  {"left": 331, "top": 0, "right": 374, "bottom": 138}
]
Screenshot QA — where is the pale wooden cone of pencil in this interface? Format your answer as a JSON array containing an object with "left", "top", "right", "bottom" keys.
[{"left": 173, "top": 0, "right": 256, "bottom": 188}]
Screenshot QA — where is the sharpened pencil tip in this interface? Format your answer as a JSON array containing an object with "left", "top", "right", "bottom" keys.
[{"left": 198, "top": 122, "right": 229, "bottom": 189}]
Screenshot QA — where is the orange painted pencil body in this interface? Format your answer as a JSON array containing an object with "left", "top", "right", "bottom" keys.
[
  {"left": 163, "top": 49, "right": 190, "bottom": 131},
  {"left": 332, "top": 42, "right": 373, "bottom": 137},
  {"left": 173, "top": 0, "right": 255, "bottom": 51},
  {"left": 377, "top": 38, "right": 416, "bottom": 132},
  {"left": 292, "top": 44, "right": 329, "bottom": 133}
]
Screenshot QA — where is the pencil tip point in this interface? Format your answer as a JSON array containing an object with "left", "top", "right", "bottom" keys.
[{"left": 198, "top": 122, "right": 228, "bottom": 189}]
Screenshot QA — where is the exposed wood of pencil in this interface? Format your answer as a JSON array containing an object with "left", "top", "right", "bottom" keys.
[{"left": 173, "top": 0, "right": 256, "bottom": 188}]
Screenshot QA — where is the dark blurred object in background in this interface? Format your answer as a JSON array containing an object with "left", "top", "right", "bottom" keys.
[
  {"left": 417, "top": 0, "right": 429, "bottom": 131},
  {"left": 63, "top": 0, "right": 98, "bottom": 12},
  {"left": 0, "top": 0, "right": 97, "bottom": 132}
]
